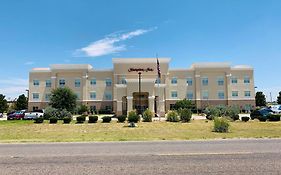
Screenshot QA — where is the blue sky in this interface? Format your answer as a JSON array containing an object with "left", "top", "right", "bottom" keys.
[{"left": 0, "top": 0, "right": 280, "bottom": 101}]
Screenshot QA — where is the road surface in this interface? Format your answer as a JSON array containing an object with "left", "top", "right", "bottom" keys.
[{"left": 0, "top": 139, "right": 280, "bottom": 175}]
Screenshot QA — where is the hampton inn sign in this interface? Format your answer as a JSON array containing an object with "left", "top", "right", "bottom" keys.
[{"left": 28, "top": 58, "right": 255, "bottom": 116}]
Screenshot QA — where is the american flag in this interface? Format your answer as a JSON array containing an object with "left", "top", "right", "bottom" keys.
[{"left": 157, "top": 58, "right": 161, "bottom": 78}]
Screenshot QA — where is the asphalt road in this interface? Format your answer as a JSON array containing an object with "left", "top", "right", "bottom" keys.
[{"left": 0, "top": 139, "right": 280, "bottom": 175}]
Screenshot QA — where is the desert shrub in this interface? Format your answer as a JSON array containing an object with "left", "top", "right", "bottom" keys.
[
  {"left": 88, "top": 115, "right": 98, "bottom": 123},
  {"left": 166, "top": 110, "right": 179, "bottom": 122},
  {"left": 76, "top": 115, "right": 86, "bottom": 123},
  {"left": 117, "top": 115, "right": 127, "bottom": 123},
  {"left": 102, "top": 116, "right": 111, "bottom": 123},
  {"left": 226, "top": 106, "right": 240, "bottom": 121},
  {"left": 34, "top": 117, "right": 44, "bottom": 123},
  {"left": 241, "top": 116, "right": 250, "bottom": 122},
  {"left": 44, "top": 107, "right": 72, "bottom": 120},
  {"left": 128, "top": 110, "right": 140, "bottom": 123},
  {"left": 142, "top": 109, "right": 153, "bottom": 122},
  {"left": 178, "top": 108, "right": 192, "bottom": 122},
  {"left": 213, "top": 117, "right": 230, "bottom": 133},
  {"left": 63, "top": 117, "right": 71, "bottom": 124},
  {"left": 49, "top": 117, "right": 58, "bottom": 124},
  {"left": 267, "top": 114, "right": 281, "bottom": 121}
]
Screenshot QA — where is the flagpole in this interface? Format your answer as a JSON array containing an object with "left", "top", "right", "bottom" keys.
[{"left": 156, "top": 54, "right": 161, "bottom": 121}]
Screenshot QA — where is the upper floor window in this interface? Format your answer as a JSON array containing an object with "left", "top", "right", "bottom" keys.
[
  {"left": 75, "top": 79, "right": 81, "bottom": 88},
  {"left": 171, "top": 91, "right": 178, "bottom": 98},
  {"left": 202, "top": 77, "right": 208, "bottom": 86},
  {"left": 59, "top": 79, "right": 65, "bottom": 87},
  {"left": 217, "top": 77, "right": 224, "bottom": 86},
  {"left": 232, "top": 91, "right": 238, "bottom": 97},
  {"left": 90, "top": 78, "right": 96, "bottom": 85},
  {"left": 45, "top": 80, "right": 51, "bottom": 87},
  {"left": 90, "top": 92, "right": 96, "bottom": 99},
  {"left": 218, "top": 91, "right": 225, "bottom": 99},
  {"left": 33, "top": 80, "right": 39, "bottom": 86},
  {"left": 45, "top": 93, "right": 51, "bottom": 101},
  {"left": 244, "top": 91, "right": 251, "bottom": 97},
  {"left": 121, "top": 77, "right": 127, "bottom": 84},
  {"left": 186, "top": 91, "right": 193, "bottom": 100},
  {"left": 231, "top": 77, "right": 238, "bottom": 84},
  {"left": 244, "top": 76, "right": 250, "bottom": 84},
  {"left": 32, "top": 93, "right": 39, "bottom": 100},
  {"left": 171, "top": 77, "right": 177, "bottom": 84},
  {"left": 186, "top": 78, "right": 193, "bottom": 86},
  {"left": 202, "top": 91, "right": 209, "bottom": 99},
  {"left": 105, "top": 92, "right": 112, "bottom": 100},
  {"left": 105, "top": 78, "right": 112, "bottom": 87}
]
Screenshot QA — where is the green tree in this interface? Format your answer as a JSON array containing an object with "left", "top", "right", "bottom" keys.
[
  {"left": 277, "top": 91, "right": 281, "bottom": 104},
  {"left": 255, "top": 91, "right": 266, "bottom": 107},
  {"left": 0, "top": 94, "right": 8, "bottom": 113},
  {"left": 15, "top": 94, "right": 28, "bottom": 110},
  {"left": 49, "top": 87, "right": 77, "bottom": 113},
  {"left": 174, "top": 99, "right": 195, "bottom": 110}
]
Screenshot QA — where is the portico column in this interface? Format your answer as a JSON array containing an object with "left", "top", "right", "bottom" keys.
[
  {"left": 127, "top": 96, "right": 133, "bottom": 112},
  {"left": 116, "top": 100, "right": 122, "bottom": 116},
  {"left": 148, "top": 96, "right": 155, "bottom": 112}
]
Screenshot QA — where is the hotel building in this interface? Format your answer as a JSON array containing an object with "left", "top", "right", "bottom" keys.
[{"left": 28, "top": 58, "right": 255, "bottom": 116}]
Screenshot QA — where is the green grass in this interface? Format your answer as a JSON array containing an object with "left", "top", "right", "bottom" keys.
[{"left": 0, "top": 119, "right": 281, "bottom": 143}]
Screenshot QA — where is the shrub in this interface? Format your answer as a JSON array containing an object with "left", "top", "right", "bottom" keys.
[
  {"left": 117, "top": 115, "right": 127, "bottom": 123},
  {"left": 166, "top": 111, "right": 179, "bottom": 122},
  {"left": 63, "top": 117, "right": 72, "bottom": 124},
  {"left": 213, "top": 117, "right": 230, "bottom": 133},
  {"left": 226, "top": 106, "right": 240, "bottom": 121},
  {"left": 34, "top": 117, "right": 44, "bottom": 124},
  {"left": 77, "top": 104, "right": 88, "bottom": 115},
  {"left": 178, "top": 108, "right": 192, "bottom": 122},
  {"left": 88, "top": 115, "right": 98, "bottom": 123},
  {"left": 76, "top": 115, "right": 86, "bottom": 123},
  {"left": 241, "top": 116, "right": 250, "bottom": 122},
  {"left": 257, "top": 115, "right": 267, "bottom": 122},
  {"left": 268, "top": 114, "right": 281, "bottom": 122},
  {"left": 102, "top": 116, "right": 111, "bottom": 123},
  {"left": 49, "top": 117, "right": 58, "bottom": 124},
  {"left": 142, "top": 109, "right": 153, "bottom": 122},
  {"left": 44, "top": 107, "right": 72, "bottom": 120},
  {"left": 128, "top": 110, "right": 140, "bottom": 123}
]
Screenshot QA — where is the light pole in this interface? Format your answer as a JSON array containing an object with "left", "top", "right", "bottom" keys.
[
  {"left": 138, "top": 72, "right": 142, "bottom": 115},
  {"left": 26, "top": 89, "right": 29, "bottom": 110}
]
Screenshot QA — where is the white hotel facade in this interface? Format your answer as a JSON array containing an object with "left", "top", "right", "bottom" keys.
[{"left": 28, "top": 58, "right": 255, "bottom": 116}]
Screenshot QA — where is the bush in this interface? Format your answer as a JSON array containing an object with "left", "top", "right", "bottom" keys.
[
  {"left": 268, "top": 114, "right": 281, "bottom": 122},
  {"left": 257, "top": 115, "right": 267, "bottom": 122},
  {"left": 213, "top": 117, "right": 230, "bottom": 133},
  {"left": 178, "top": 108, "right": 192, "bottom": 122},
  {"left": 142, "top": 109, "right": 153, "bottom": 122},
  {"left": 226, "top": 106, "right": 240, "bottom": 121},
  {"left": 34, "top": 117, "right": 44, "bottom": 124},
  {"left": 63, "top": 117, "right": 72, "bottom": 124},
  {"left": 241, "top": 116, "right": 250, "bottom": 122},
  {"left": 102, "top": 116, "right": 111, "bottom": 123},
  {"left": 77, "top": 104, "right": 88, "bottom": 115},
  {"left": 117, "top": 115, "right": 127, "bottom": 123},
  {"left": 128, "top": 110, "right": 140, "bottom": 123},
  {"left": 166, "top": 111, "right": 179, "bottom": 122},
  {"left": 49, "top": 117, "right": 58, "bottom": 124},
  {"left": 44, "top": 107, "right": 72, "bottom": 120},
  {"left": 76, "top": 115, "right": 86, "bottom": 123},
  {"left": 88, "top": 115, "right": 98, "bottom": 123}
]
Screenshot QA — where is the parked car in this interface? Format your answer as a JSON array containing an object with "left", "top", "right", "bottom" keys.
[
  {"left": 270, "top": 105, "right": 281, "bottom": 114},
  {"left": 24, "top": 109, "right": 44, "bottom": 120},
  {"left": 0, "top": 113, "right": 3, "bottom": 118},
  {"left": 7, "top": 111, "right": 25, "bottom": 120},
  {"left": 250, "top": 108, "right": 273, "bottom": 121}
]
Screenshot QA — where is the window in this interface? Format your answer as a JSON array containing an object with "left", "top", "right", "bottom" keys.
[
  {"left": 232, "top": 91, "right": 238, "bottom": 97},
  {"left": 90, "top": 92, "right": 96, "bottom": 99},
  {"left": 75, "top": 79, "right": 81, "bottom": 88},
  {"left": 202, "top": 91, "right": 209, "bottom": 99},
  {"left": 32, "top": 93, "right": 39, "bottom": 100},
  {"left": 217, "top": 77, "right": 224, "bottom": 86},
  {"left": 186, "top": 91, "right": 193, "bottom": 100},
  {"left": 105, "top": 92, "right": 112, "bottom": 100},
  {"left": 33, "top": 80, "right": 39, "bottom": 86},
  {"left": 171, "top": 91, "right": 178, "bottom": 98},
  {"left": 120, "top": 76, "right": 127, "bottom": 84},
  {"left": 59, "top": 79, "right": 65, "bottom": 87},
  {"left": 105, "top": 106, "right": 112, "bottom": 111},
  {"left": 244, "top": 91, "right": 251, "bottom": 97},
  {"left": 105, "top": 78, "right": 112, "bottom": 87},
  {"left": 45, "top": 93, "right": 51, "bottom": 101},
  {"left": 155, "top": 78, "right": 161, "bottom": 84},
  {"left": 46, "top": 80, "right": 51, "bottom": 87},
  {"left": 171, "top": 77, "right": 177, "bottom": 84},
  {"left": 202, "top": 77, "right": 208, "bottom": 86},
  {"left": 218, "top": 91, "right": 225, "bottom": 99},
  {"left": 231, "top": 77, "right": 238, "bottom": 84},
  {"left": 186, "top": 78, "right": 193, "bottom": 86},
  {"left": 90, "top": 78, "right": 96, "bottom": 85},
  {"left": 244, "top": 76, "right": 250, "bottom": 84}
]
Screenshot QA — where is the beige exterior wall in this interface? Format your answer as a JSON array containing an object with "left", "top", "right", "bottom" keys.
[{"left": 28, "top": 59, "right": 255, "bottom": 114}]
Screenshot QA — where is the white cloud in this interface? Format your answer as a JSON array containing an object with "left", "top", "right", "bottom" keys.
[
  {"left": 24, "top": 61, "right": 34, "bottom": 65},
  {"left": 75, "top": 28, "right": 156, "bottom": 57},
  {"left": 0, "top": 78, "right": 28, "bottom": 100}
]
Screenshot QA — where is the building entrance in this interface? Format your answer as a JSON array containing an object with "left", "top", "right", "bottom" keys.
[{"left": 133, "top": 92, "right": 149, "bottom": 114}]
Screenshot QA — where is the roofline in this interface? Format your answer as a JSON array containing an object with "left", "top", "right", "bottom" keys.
[{"left": 112, "top": 58, "right": 171, "bottom": 64}]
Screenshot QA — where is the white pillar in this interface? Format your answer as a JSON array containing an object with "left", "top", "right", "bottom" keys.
[
  {"left": 127, "top": 96, "right": 133, "bottom": 112},
  {"left": 148, "top": 96, "right": 155, "bottom": 112}
]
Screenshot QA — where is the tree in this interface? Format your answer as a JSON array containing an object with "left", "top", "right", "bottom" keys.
[
  {"left": 15, "top": 94, "right": 28, "bottom": 110},
  {"left": 174, "top": 99, "right": 195, "bottom": 110},
  {"left": 0, "top": 94, "right": 8, "bottom": 113},
  {"left": 277, "top": 91, "right": 281, "bottom": 104},
  {"left": 255, "top": 91, "right": 266, "bottom": 107},
  {"left": 49, "top": 87, "right": 77, "bottom": 113}
]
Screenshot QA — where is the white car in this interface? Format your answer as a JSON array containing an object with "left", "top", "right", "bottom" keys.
[
  {"left": 270, "top": 105, "right": 281, "bottom": 114},
  {"left": 24, "top": 109, "right": 44, "bottom": 120}
]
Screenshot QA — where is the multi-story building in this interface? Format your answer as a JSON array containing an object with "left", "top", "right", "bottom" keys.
[{"left": 28, "top": 58, "right": 255, "bottom": 116}]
